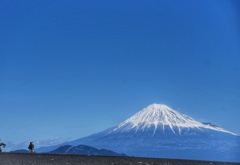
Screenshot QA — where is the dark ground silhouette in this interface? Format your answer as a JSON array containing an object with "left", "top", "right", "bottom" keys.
[{"left": 0, "top": 153, "right": 239, "bottom": 165}]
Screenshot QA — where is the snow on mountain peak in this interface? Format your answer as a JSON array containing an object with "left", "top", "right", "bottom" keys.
[{"left": 113, "top": 103, "right": 236, "bottom": 135}]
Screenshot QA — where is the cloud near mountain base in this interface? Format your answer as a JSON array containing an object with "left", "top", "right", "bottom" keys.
[{"left": 5, "top": 137, "right": 71, "bottom": 151}]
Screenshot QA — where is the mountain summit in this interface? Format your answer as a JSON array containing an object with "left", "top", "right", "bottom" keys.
[
  {"left": 113, "top": 104, "right": 236, "bottom": 135},
  {"left": 37, "top": 103, "right": 240, "bottom": 162}
]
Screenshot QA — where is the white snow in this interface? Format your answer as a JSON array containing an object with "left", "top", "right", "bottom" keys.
[{"left": 113, "top": 103, "right": 236, "bottom": 135}]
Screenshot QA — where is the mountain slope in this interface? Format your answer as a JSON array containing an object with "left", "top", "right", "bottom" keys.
[
  {"left": 36, "top": 104, "right": 240, "bottom": 162},
  {"left": 49, "top": 144, "right": 126, "bottom": 156},
  {"left": 111, "top": 104, "right": 236, "bottom": 135},
  {"left": 10, "top": 149, "right": 29, "bottom": 153}
]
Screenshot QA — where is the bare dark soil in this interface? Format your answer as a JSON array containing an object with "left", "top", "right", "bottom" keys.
[{"left": 0, "top": 153, "right": 239, "bottom": 165}]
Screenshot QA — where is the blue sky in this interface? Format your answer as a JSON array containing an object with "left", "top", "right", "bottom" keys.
[{"left": 1, "top": 0, "right": 240, "bottom": 151}]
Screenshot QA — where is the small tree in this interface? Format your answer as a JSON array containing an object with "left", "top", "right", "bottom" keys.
[{"left": 0, "top": 140, "right": 6, "bottom": 152}]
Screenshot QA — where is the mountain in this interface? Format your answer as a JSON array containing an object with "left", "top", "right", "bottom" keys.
[
  {"left": 111, "top": 104, "right": 236, "bottom": 135},
  {"left": 10, "top": 149, "right": 29, "bottom": 153},
  {"left": 49, "top": 144, "right": 126, "bottom": 156},
  {"left": 36, "top": 104, "right": 240, "bottom": 162}
]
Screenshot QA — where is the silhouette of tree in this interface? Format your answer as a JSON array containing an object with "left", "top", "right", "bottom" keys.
[{"left": 0, "top": 140, "right": 6, "bottom": 152}]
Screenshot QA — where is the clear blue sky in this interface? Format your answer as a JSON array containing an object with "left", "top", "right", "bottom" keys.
[{"left": 1, "top": 0, "right": 240, "bottom": 151}]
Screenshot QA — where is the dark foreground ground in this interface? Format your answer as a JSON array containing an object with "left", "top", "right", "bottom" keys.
[{"left": 0, "top": 153, "right": 239, "bottom": 165}]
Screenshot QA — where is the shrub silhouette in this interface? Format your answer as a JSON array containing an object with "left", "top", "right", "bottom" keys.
[{"left": 0, "top": 140, "right": 6, "bottom": 152}]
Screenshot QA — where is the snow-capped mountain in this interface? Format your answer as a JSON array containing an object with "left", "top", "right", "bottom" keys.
[
  {"left": 111, "top": 104, "right": 236, "bottom": 135},
  {"left": 36, "top": 104, "right": 240, "bottom": 162}
]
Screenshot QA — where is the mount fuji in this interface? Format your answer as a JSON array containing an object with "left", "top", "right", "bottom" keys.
[{"left": 37, "top": 104, "right": 240, "bottom": 162}]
